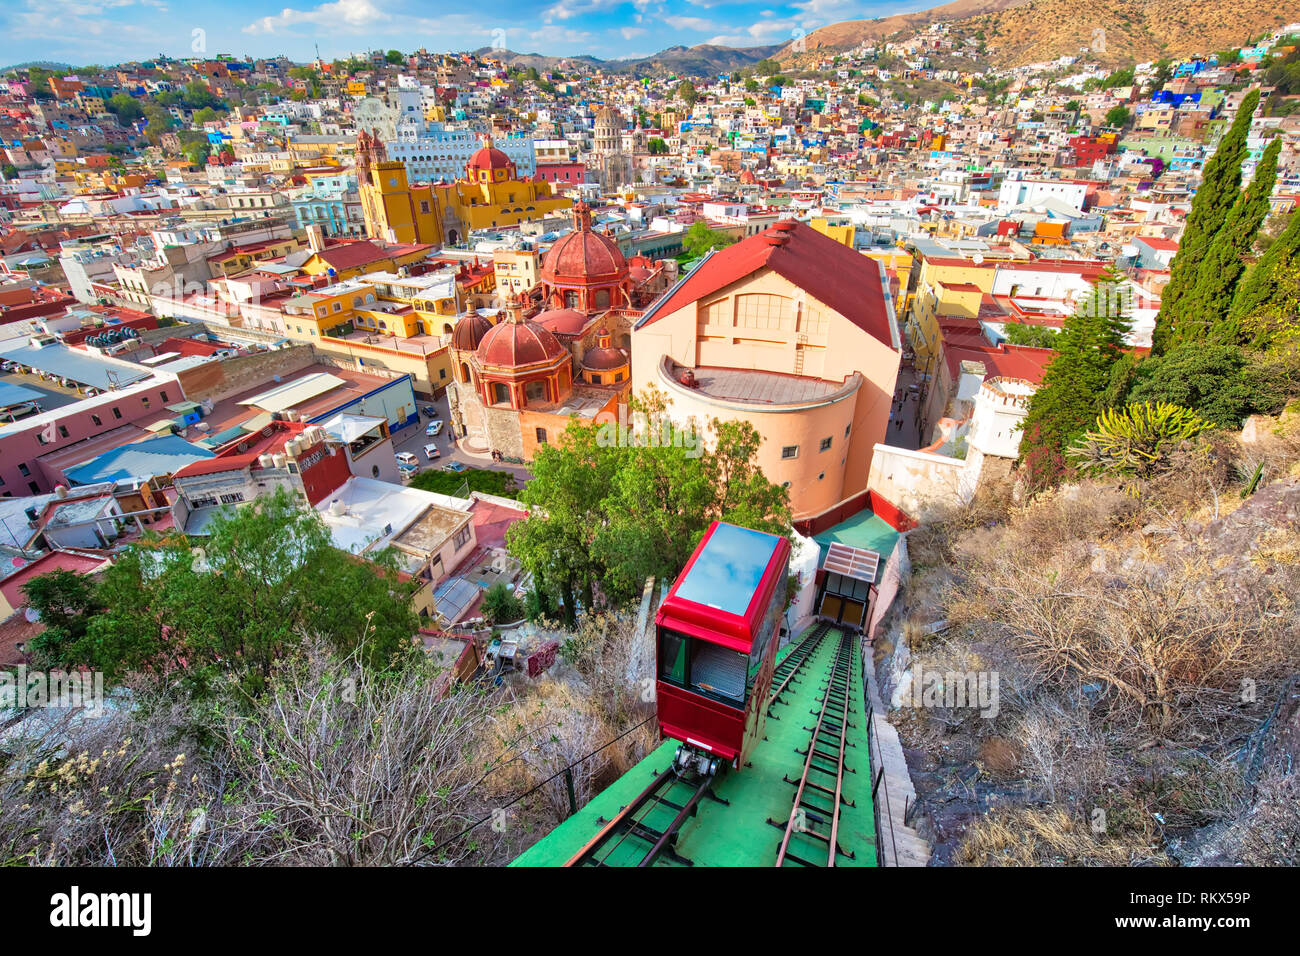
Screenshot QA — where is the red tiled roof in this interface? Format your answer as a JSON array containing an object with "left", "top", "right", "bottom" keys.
[{"left": 639, "top": 220, "right": 894, "bottom": 346}]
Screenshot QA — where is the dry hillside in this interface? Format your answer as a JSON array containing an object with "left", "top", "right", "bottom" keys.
[{"left": 783, "top": 0, "right": 1300, "bottom": 66}]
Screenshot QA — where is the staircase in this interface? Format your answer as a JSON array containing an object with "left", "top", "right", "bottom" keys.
[{"left": 862, "top": 651, "right": 932, "bottom": 867}]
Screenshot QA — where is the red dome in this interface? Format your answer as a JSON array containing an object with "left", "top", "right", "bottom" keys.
[
  {"left": 534, "top": 307, "right": 590, "bottom": 336},
  {"left": 466, "top": 145, "right": 514, "bottom": 176},
  {"left": 451, "top": 310, "right": 493, "bottom": 351},
  {"left": 476, "top": 317, "right": 566, "bottom": 368},
  {"left": 582, "top": 345, "right": 627, "bottom": 371},
  {"left": 542, "top": 202, "right": 628, "bottom": 283},
  {"left": 543, "top": 227, "right": 627, "bottom": 281}
]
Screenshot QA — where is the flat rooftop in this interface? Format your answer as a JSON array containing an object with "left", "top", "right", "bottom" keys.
[{"left": 665, "top": 359, "right": 843, "bottom": 406}]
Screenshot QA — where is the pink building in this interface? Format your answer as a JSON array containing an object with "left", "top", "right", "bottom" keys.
[{"left": 631, "top": 220, "right": 901, "bottom": 518}]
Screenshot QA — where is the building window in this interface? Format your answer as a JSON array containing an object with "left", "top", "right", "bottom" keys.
[
  {"left": 27, "top": 481, "right": 39, "bottom": 495},
  {"left": 452, "top": 524, "right": 472, "bottom": 551},
  {"left": 820, "top": 436, "right": 833, "bottom": 452},
  {"left": 536, "top": 427, "right": 547, "bottom": 444},
  {"left": 492, "top": 382, "right": 510, "bottom": 405},
  {"left": 525, "top": 380, "right": 546, "bottom": 404},
  {"left": 58, "top": 425, "right": 69, "bottom": 438},
  {"left": 18, "top": 463, "right": 30, "bottom": 477},
  {"left": 161, "top": 391, "right": 169, "bottom": 403},
  {"left": 845, "top": 423, "right": 852, "bottom": 437},
  {"left": 91, "top": 414, "right": 102, "bottom": 426},
  {"left": 781, "top": 445, "right": 799, "bottom": 459},
  {"left": 818, "top": 472, "right": 825, "bottom": 481},
  {"left": 439, "top": 368, "right": 447, "bottom": 380},
  {"left": 112, "top": 407, "right": 122, "bottom": 419}
]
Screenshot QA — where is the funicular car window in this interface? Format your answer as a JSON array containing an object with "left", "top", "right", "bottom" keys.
[
  {"left": 658, "top": 628, "right": 747, "bottom": 708},
  {"left": 690, "top": 641, "right": 746, "bottom": 706}
]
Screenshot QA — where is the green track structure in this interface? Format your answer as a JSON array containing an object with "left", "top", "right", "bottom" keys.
[{"left": 511, "top": 623, "right": 878, "bottom": 867}]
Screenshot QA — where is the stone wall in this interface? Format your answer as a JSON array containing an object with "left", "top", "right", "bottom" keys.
[{"left": 176, "top": 344, "right": 319, "bottom": 405}]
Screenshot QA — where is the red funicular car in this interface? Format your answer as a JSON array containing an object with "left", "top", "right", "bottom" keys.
[{"left": 656, "top": 521, "right": 791, "bottom": 774}]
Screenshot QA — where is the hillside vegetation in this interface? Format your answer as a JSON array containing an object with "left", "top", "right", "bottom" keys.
[
  {"left": 890, "top": 405, "right": 1300, "bottom": 865},
  {"left": 784, "top": 0, "right": 1300, "bottom": 67}
]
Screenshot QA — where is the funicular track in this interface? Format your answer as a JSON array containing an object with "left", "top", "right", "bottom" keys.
[
  {"left": 563, "top": 765, "right": 722, "bottom": 867},
  {"left": 767, "top": 622, "right": 830, "bottom": 714},
  {"left": 770, "top": 628, "right": 859, "bottom": 866}
]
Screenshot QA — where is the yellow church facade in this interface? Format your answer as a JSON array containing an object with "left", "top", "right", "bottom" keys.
[{"left": 357, "top": 130, "right": 571, "bottom": 246}]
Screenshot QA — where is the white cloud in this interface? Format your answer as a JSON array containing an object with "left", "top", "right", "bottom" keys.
[
  {"left": 620, "top": 26, "right": 646, "bottom": 39},
  {"left": 243, "top": 0, "right": 390, "bottom": 35},
  {"left": 663, "top": 15, "right": 718, "bottom": 31}
]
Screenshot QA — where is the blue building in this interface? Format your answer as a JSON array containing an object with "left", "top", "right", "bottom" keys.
[{"left": 292, "top": 171, "right": 363, "bottom": 238}]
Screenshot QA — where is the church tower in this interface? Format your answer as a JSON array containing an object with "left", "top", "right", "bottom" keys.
[{"left": 358, "top": 127, "right": 441, "bottom": 245}]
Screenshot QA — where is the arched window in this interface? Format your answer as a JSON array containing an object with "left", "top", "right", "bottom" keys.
[
  {"left": 460, "top": 361, "right": 471, "bottom": 382},
  {"left": 595, "top": 289, "right": 610, "bottom": 309},
  {"left": 524, "top": 380, "right": 546, "bottom": 404},
  {"left": 492, "top": 382, "right": 510, "bottom": 405},
  {"left": 565, "top": 291, "right": 578, "bottom": 309}
]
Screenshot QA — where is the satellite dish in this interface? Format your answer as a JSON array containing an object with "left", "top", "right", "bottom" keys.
[
  {"left": 25, "top": 607, "right": 41, "bottom": 623},
  {"left": 971, "top": 254, "right": 984, "bottom": 265}
]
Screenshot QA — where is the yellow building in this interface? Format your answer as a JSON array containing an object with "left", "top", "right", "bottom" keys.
[
  {"left": 809, "top": 218, "right": 855, "bottom": 247},
  {"left": 358, "top": 130, "right": 570, "bottom": 246}
]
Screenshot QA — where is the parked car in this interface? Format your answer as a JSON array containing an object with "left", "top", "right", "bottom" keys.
[
  {"left": 423, "top": 443, "right": 441, "bottom": 461},
  {"left": 425, "top": 419, "right": 444, "bottom": 437},
  {"left": 395, "top": 451, "right": 419, "bottom": 468},
  {"left": 443, "top": 461, "right": 468, "bottom": 473},
  {"left": 420, "top": 405, "right": 437, "bottom": 417},
  {"left": 398, "top": 465, "right": 419, "bottom": 483}
]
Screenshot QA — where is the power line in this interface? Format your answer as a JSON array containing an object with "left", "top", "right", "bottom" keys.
[{"left": 410, "top": 713, "right": 655, "bottom": 865}]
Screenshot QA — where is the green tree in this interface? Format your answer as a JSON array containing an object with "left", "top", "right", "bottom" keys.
[
  {"left": 1228, "top": 211, "right": 1300, "bottom": 348},
  {"left": 755, "top": 58, "right": 782, "bottom": 76},
  {"left": 481, "top": 581, "right": 524, "bottom": 625},
  {"left": 385, "top": 50, "right": 405, "bottom": 65},
  {"left": 42, "top": 489, "right": 418, "bottom": 695},
  {"left": 105, "top": 93, "right": 144, "bottom": 124},
  {"left": 682, "top": 219, "right": 734, "bottom": 258},
  {"left": 1002, "top": 322, "right": 1061, "bottom": 349},
  {"left": 1180, "top": 136, "right": 1282, "bottom": 342},
  {"left": 677, "top": 80, "right": 698, "bottom": 107},
  {"left": 1018, "top": 269, "right": 1132, "bottom": 489},
  {"left": 22, "top": 570, "right": 104, "bottom": 670},
  {"left": 507, "top": 397, "right": 791, "bottom": 614},
  {"left": 1104, "top": 104, "right": 1132, "bottom": 128},
  {"left": 1126, "top": 341, "right": 1294, "bottom": 428},
  {"left": 1153, "top": 89, "right": 1260, "bottom": 352},
  {"left": 647, "top": 137, "right": 669, "bottom": 155}
]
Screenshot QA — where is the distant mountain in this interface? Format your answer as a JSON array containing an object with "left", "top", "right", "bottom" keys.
[
  {"left": 611, "top": 44, "right": 783, "bottom": 76},
  {"left": 477, "top": 43, "right": 780, "bottom": 77},
  {"left": 779, "top": 0, "right": 1300, "bottom": 66},
  {"left": 0, "top": 61, "right": 75, "bottom": 75},
  {"left": 472, "top": 48, "right": 603, "bottom": 71}
]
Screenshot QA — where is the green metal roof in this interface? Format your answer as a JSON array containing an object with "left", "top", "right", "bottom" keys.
[
  {"left": 511, "top": 626, "right": 877, "bottom": 867},
  {"left": 813, "top": 509, "right": 899, "bottom": 563}
]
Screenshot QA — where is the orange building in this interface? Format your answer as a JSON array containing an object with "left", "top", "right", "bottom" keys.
[{"left": 631, "top": 220, "right": 902, "bottom": 518}]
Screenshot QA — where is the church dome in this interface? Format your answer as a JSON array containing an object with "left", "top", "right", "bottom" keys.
[
  {"left": 466, "top": 143, "right": 515, "bottom": 177},
  {"left": 534, "top": 307, "right": 590, "bottom": 336},
  {"left": 451, "top": 309, "right": 493, "bottom": 351},
  {"left": 477, "top": 315, "right": 566, "bottom": 368},
  {"left": 542, "top": 203, "right": 627, "bottom": 282}
]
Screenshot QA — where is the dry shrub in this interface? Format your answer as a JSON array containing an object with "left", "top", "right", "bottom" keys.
[
  {"left": 1231, "top": 762, "right": 1300, "bottom": 866},
  {"left": 0, "top": 645, "right": 522, "bottom": 866},
  {"left": 478, "top": 681, "right": 639, "bottom": 826},
  {"left": 955, "top": 805, "right": 1167, "bottom": 866},
  {"left": 560, "top": 610, "right": 655, "bottom": 728}
]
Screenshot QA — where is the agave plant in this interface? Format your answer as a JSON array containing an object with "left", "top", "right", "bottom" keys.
[{"left": 1069, "top": 401, "right": 1210, "bottom": 477}]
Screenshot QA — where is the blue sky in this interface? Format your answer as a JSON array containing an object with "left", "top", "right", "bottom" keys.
[{"left": 1, "top": 0, "right": 932, "bottom": 67}]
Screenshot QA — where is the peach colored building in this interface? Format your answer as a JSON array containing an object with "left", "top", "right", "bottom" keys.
[{"left": 631, "top": 220, "right": 901, "bottom": 517}]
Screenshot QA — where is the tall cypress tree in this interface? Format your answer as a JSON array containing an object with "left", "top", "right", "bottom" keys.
[
  {"left": 1181, "top": 136, "right": 1282, "bottom": 342},
  {"left": 1019, "top": 268, "right": 1132, "bottom": 488},
  {"left": 1228, "top": 209, "right": 1300, "bottom": 347},
  {"left": 1152, "top": 88, "right": 1259, "bottom": 353}
]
